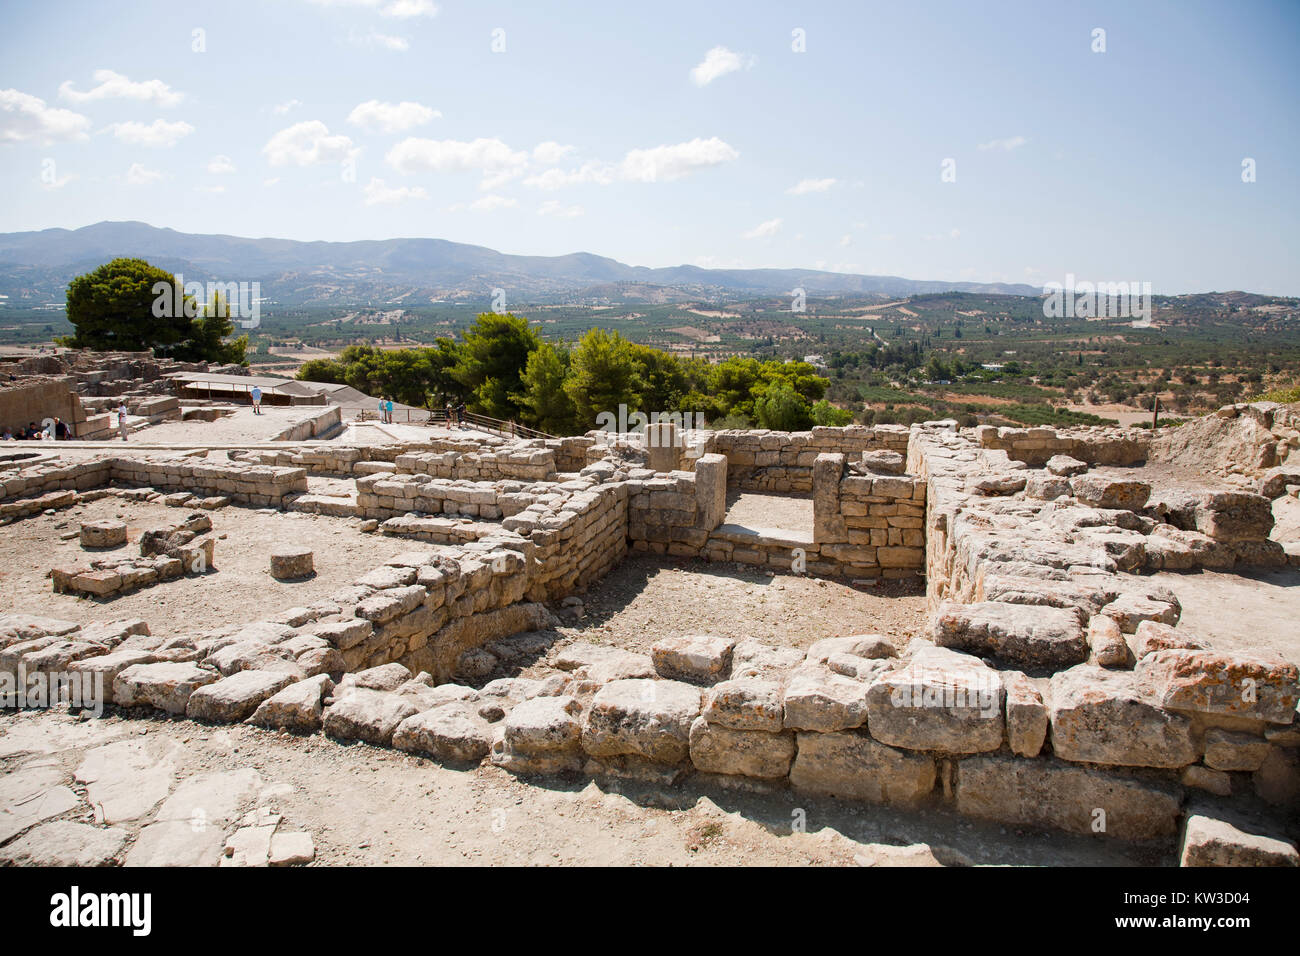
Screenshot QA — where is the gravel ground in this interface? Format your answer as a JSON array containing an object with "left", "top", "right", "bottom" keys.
[{"left": 0, "top": 499, "right": 403, "bottom": 640}]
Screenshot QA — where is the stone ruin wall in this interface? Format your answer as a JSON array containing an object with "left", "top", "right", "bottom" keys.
[
  {"left": 1, "top": 416, "right": 1298, "bottom": 858},
  {"left": 707, "top": 424, "right": 911, "bottom": 492}
]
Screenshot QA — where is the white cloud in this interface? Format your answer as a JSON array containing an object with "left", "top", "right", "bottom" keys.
[
  {"left": 272, "top": 99, "right": 302, "bottom": 116},
  {"left": 839, "top": 234, "right": 852, "bottom": 247},
  {"left": 206, "top": 154, "right": 236, "bottom": 175},
  {"left": 386, "top": 136, "right": 529, "bottom": 189},
  {"left": 619, "top": 137, "right": 738, "bottom": 182},
  {"left": 532, "top": 141, "right": 575, "bottom": 165},
  {"left": 690, "top": 46, "right": 754, "bottom": 86},
  {"left": 524, "top": 138, "right": 738, "bottom": 187},
  {"left": 348, "top": 99, "right": 438, "bottom": 133},
  {"left": 349, "top": 30, "right": 409, "bottom": 51},
  {"left": 126, "top": 163, "right": 163, "bottom": 185},
  {"left": 537, "top": 200, "right": 583, "bottom": 219},
  {"left": 263, "top": 120, "right": 357, "bottom": 166},
  {"left": 196, "top": 184, "right": 226, "bottom": 193},
  {"left": 363, "top": 176, "right": 429, "bottom": 205},
  {"left": 451, "top": 194, "right": 518, "bottom": 212},
  {"left": 263, "top": 177, "right": 280, "bottom": 186},
  {"left": 59, "top": 69, "right": 183, "bottom": 107},
  {"left": 787, "top": 177, "right": 837, "bottom": 195},
  {"left": 109, "top": 119, "right": 194, "bottom": 147},
  {"left": 742, "top": 217, "right": 783, "bottom": 240},
  {"left": 523, "top": 162, "right": 615, "bottom": 190},
  {"left": 381, "top": 0, "right": 437, "bottom": 17},
  {"left": 0, "top": 89, "right": 90, "bottom": 144},
  {"left": 977, "top": 135, "right": 1028, "bottom": 152},
  {"left": 304, "top": 0, "right": 436, "bottom": 13}
]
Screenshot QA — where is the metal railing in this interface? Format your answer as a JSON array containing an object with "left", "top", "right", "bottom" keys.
[{"left": 357, "top": 407, "right": 558, "bottom": 440}]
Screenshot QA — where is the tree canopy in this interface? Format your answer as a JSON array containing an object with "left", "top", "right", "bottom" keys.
[{"left": 61, "top": 258, "right": 247, "bottom": 364}]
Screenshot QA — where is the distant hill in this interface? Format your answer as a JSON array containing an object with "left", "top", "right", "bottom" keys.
[{"left": 0, "top": 221, "right": 1041, "bottom": 307}]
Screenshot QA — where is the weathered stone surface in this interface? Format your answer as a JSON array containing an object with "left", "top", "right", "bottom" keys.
[
  {"left": 865, "top": 647, "right": 1005, "bottom": 754},
  {"left": 581, "top": 679, "right": 701, "bottom": 764},
  {"left": 703, "top": 677, "right": 785, "bottom": 732},
  {"left": 688, "top": 717, "right": 794, "bottom": 778},
  {"left": 311, "top": 618, "right": 373, "bottom": 651},
  {"left": 1135, "top": 649, "right": 1299, "bottom": 724},
  {"left": 1180, "top": 811, "right": 1299, "bottom": 867},
  {"left": 270, "top": 547, "right": 314, "bottom": 580},
  {"left": 730, "top": 639, "right": 805, "bottom": 679},
  {"left": 79, "top": 519, "right": 127, "bottom": 548},
  {"left": 1002, "top": 670, "right": 1048, "bottom": 758},
  {"left": 789, "top": 731, "right": 936, "bottom": 806},
  {"left": 1049, "top": 665, "right": 1197, "bottom": 768},
  {"left": 1101, "top": 593, "right": 1179, "bottom": 633},
  {"left": 1154, "top": 490, "right": 1274, "bottom": 542},
  {"left": 1087, "top": 615, "right": 1129, "bottom": 668},
  {"left": 355, "top": 585, "right": 425, "bottom": 624},
  {"left": 393, "top": 704, "right": 493, "bottom": 762},
  {"left": 1025, "top": 475, "right": 1072, "bottom": 500},
  {"left": 249, "top": 674, "right": 333, "bottom": 733},
  {"left": 75, "top": 739, "right": 177, "bottom": 824},
  {"left": 323, "top": 688, "right": 420, "bottom": 745},
  {"left": 955, "top": 755, "right": 1182, "bottom": 839},
  {"left": 0, "top": 763, "right": 80, "bottom": 844},
  {"left": 339, "top": 662, "right": 411, "bottom": 692},
  {"left": 1181, "top": 764, "right": 1232, "bottom": 796},
  {"left": 0, "top": 820, "right": 127, "bottom": 866},
  {"left": 503, "top": 696, "right": 582, "bottom": 754},
  {"left": 1253, "top": 746, "right": 1300, "bottom": 806},
  {"left": 931, "top": 601, "right": 1087, "bottom": 670},
  {"left": 806, "top": 634, "right": 898, "bottom": 664},
  {"left": 1046, "top": 455, "right": 1088, "bottom": 477},
  {"left": 1131, "top": 620, "right": 1205, "bottom": 658},
  {"left": 126, "top": 768, "right": 262, "bottom": 867},
  {"left": 1071, "top": 474, "right": 1151, "bottom": 510},
  {"left": 113, "top": 661, "right": 219, "bottom": 714},
  {"left": 782, "top": 666, "right": 871, "bottom": 732},
  {"left": 186, "top": 670, "right": 297, "bottom": 723},
  {"left": 650, "top": 634, "right": 736, "bottom": 685},
  {"left": 1203, "top": 728, "right": 1270, "bottom": 772},
  {"left": 269, "top": 831, "right": 316, "bottom": 866}
]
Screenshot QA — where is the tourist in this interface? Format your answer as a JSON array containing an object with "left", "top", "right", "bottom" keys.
[
  {"left": 457, "top": 401, "right": 467, "bottom": 430},
  {"left": 445, "top": 401, "right": 454, "bottom": 428},
  {"left": 251, "top": 385, "right": 263, "bottom": 415},
  {"left": 117, "top": 403, "right": 129, "bottom": 441},
  {"left": 1, "top": 428, "right": 12, "bottom": 440},
  {"left": 377, "top": 397, "right": 385, "bottom": 423},
  {"left": 26, "top": 421, "right": 38, "bottom": 440},
  {"left": 53, "top": 418, "right": 68, "bottom": 440}
]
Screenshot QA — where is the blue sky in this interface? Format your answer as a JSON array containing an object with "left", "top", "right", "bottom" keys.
[{"left": 2, "top": 0, "right": 1297, "bottom": 294}]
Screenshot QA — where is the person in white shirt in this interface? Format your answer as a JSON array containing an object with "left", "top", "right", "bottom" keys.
[{"left": 117, "top": 404, "right": 129, "bottom": 441}]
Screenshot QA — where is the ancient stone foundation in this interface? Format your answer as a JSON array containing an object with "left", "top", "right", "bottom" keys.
[{"left": 1, "top": 412, "right": 1297, "bottom": 864}]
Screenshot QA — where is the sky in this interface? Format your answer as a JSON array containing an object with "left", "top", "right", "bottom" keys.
[{"left": 1, "top": 0, "right": 1298, "bottom": 295}]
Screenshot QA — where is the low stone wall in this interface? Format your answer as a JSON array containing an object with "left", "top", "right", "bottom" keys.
[
  {"left": 710, "top": 425, "right": 910, "bottom": 492},
  {"left": 271, "top": 405, "right": 342, "bottom": 441},
  {"left": 976, "top": 424, "right": 1150, "bottom": 467},
  {"left": 396, "top": 445, "right": 557, "bottom": 482},
  {"left": 812, "top": 453, "right": 926, "bottom": 578}
]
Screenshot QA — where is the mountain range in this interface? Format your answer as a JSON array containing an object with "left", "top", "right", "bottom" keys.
[{"left": 0, "top": 220, "right": 1041, "bottom": 308}]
